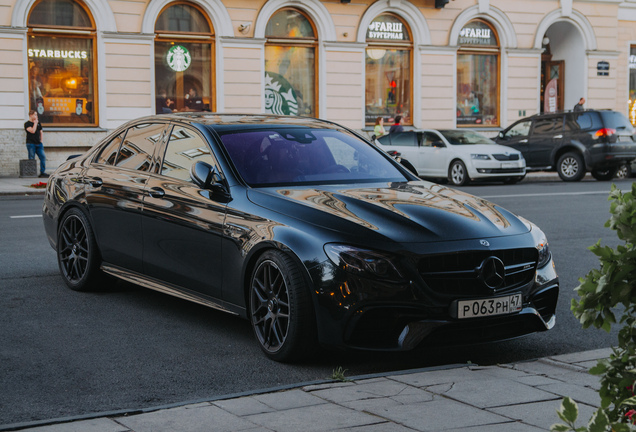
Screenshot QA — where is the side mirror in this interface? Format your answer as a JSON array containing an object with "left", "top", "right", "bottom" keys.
[
  {"left": 497, "top": 131, "right": 505, "bottom": 139},
  {"left": 190, "top": 161, "right": 229, "bottom": 196}
]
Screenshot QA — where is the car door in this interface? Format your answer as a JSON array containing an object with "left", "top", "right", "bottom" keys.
[
  {"left": 378, "top": 131, "right": 421, "bottom": 171},
  {"left": 418, "top": 131, "right": 449, "bottom": 177},
  {"left": 84, "top": 122, "right": 169, "bottom": 273},
  {"left": 496, "top": 120, "right": 532, "bottom": 160},
  {"left": 141, "top": 124, "right": 227, "bottom": 299},
  {"left": 527, "top": 115, "right": 565, "bottom": 168}
]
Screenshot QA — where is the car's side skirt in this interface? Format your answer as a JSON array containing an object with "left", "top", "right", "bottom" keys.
[{"left": 101, "top": 264, "right": 242, "bottom": 316}]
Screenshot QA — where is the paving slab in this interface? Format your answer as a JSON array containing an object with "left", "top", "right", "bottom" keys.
[
  {"left": 245, "top": 404, "right": 381, "bottom": 432},
  {"left": 117, "top": 403, "right": 257, "bottom": 432},
  {"left": 536, "top": 382, "right": 601, "bottom": 407},
  {"left": 253, "top": 389, "right": 325, "bottom": 411},
  {"left": 18, "top": 418, "right": 128, "bottom": 432},
  {"left": 364, "top": 398, "right": 512, "bottom": 432},
  {"left": 489, "top": 399, "right": 599, "bottom": 430},
  {"left": 212, "top": 396, "right": 275, "bottom": 416},
  {"left": 428, "top": 377, "right": 559, "bottom": 408},
  {"left": 309, "top": 378, "right": 416, "bottom": 403}
]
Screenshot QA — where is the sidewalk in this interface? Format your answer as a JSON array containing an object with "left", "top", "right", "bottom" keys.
[{"left": 4, "top": 348, "right": 610, "bottom": 432}]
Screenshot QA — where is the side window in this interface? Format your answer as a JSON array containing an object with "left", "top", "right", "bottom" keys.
[
  {"left": 388, "top": 131, "right": 417, "bottom": 147},
  {"left": 116, "top": 123, "right": 166, "bottom": 172},
  {"left": 565, "top": 112, "right": 603, "bottom": 132},
  {"left": 532, "top": 117, "right": 563, "bottom": 135},
  {"left": 95, "top": 131, "right": 126, "bottom": 165},
  {"left": 505, "top": 121, "right": 531, "bottom": 138},
  {"left": 422, "top": 132, "right": 444, "bottom": 147},
  {"left": 161, "top": 126, "right": 217, "bottom": 182}
]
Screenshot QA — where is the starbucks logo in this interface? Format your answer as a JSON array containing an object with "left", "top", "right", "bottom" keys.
[
  {"left": 264, "top": 72, "right": 299, "bottom": 116},
  {"left": 167, "top": 45, "right": 191, "bottom": 72}
]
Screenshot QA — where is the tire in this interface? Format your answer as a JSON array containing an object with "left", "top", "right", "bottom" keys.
[
  {"left": 448, "top": 160, "right": 470, "bottom": 186},
  {"left": 615, "top": 164, "right": 632, "bottom": 179},
  {"left": 249, "top": 250, "right": 317, "bottom": 362},
  {"left": 591, "top": 167, "right": 619, "bottom": 181},
  {"left": 557, "top": 152, "right": 585, "bottom": 182},
  {"left": 57, "top": 207, "right": 103, "bottom": 291}
]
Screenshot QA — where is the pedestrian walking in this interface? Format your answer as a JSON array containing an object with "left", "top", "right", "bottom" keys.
[
  {"left": 389, "top": 115, "right": 404, "bottom": 134},
  {"left": 24, "top": 110, "right": 47, "bottom": 178},
  {"left": 573, "top": 97, "right": 585, "bottom": 112}
]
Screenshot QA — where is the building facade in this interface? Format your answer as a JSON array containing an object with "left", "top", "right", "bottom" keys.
[{"left": 1, "top": 0, "right": 635, "bottom": 175}]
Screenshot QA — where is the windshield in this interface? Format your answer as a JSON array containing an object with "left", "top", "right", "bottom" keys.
[
  {"left": 438, "top": 130, "right": 496, "bottom": 145},
  {"left": 219, "top": 128, "right": 408, "bottom": 186}
]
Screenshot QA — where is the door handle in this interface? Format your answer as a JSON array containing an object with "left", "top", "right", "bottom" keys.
[
  {"left": 553, "top": 135, "right": 563, "bottom": 139},
  {"left": 148, "top": 187, "right": 165, "bottom": 198},
  {"left": 86, "top": 177, "right": 103, "bottom": 187},
  {"left": 520, "top": 139, "right": 528, "bottom": 143}
]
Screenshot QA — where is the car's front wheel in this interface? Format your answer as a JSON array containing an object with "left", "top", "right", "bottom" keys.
[
  {"left": 249, "top": 250, "right": 317, "bottom": 362},
  {"left": 57, "top": 207, "right": 102, "bottom": 291},
  {"left": 615, "top": 164, "right": 632, "bottom": 179},
  {"left": 557, "top": 152, "right": 585, "bottom": 181},
  {"left": 448, "top": 160, "right": 470, "bottom": 186}
]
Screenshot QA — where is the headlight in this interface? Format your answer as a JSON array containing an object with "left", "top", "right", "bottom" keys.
[
  {"left": 324, "top": 244, "right": 405, "bottom": 281},
  {"left": 471, "top": 154, "right": 491, "bottom": 160},
  {"left": 537, "top": 236, "right": 551, "bottom": 268}
]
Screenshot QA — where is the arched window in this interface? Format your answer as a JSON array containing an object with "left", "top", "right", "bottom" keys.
[
  {"left": 155, "top": 2, "right": 215, "bottom": 113},
  {"left": 264, "top": 8, "right": 317, "bottom": 117},
  {"left": 27, "top": 0, "right": 97, "bottom": 126},
  {"left": 456, "top": 19, "right": 500, "bottom": 127},
  {"left": 365, "top": 13, "right": 412, "bottom": 126}
]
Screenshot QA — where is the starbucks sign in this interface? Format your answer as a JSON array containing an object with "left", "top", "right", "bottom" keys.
[
  {"left": 167, "top": 45, "right": 191, "bottom": 72},
  {"left": 264, "top": 72, "right": 299, "bottom": 116}
]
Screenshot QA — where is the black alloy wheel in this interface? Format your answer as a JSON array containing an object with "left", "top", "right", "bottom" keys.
[
  {"left": 449, "top": 160, "right": 470, "bottom": 186},
  {"left": 57, "top": 208, "right": 102, "bottom": 291},
  {"left": 249, "top": 250, "right": 316, "bottom": 362},
  {"left": 557, "top": 152, "right": 585, "bottom": 182}
]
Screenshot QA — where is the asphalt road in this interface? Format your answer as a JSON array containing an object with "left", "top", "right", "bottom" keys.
[{"left": 0, "top": 176, "right": 631, "bottom": 426}]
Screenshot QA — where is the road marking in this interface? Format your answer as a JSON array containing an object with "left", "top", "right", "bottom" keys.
[
  {"left": 481, "top": 191, "right": 612, "bottom": 199},
  {"left": 10, "top": 214, "right": 42, "bottom": 219}
]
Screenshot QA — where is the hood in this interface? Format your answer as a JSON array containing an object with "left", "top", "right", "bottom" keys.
[{"left": 247, "top": 181, "right": 530, "bottom": 243}]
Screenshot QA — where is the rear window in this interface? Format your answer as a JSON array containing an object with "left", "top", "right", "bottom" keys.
[
  {"left": 565, "top": 112, "right": 603, "bottom": 131},
  {"left": 600, "top": 111, "right": 632, "bottom": 130}
]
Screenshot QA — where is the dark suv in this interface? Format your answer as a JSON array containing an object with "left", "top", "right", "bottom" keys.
[{"left": 494, "top": 110, "right": 636, "bottom": 181}]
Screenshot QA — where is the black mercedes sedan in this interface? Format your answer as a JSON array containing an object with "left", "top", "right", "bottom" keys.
[{"left": 43, "top": 114, "right": 558, "bottom": 362}]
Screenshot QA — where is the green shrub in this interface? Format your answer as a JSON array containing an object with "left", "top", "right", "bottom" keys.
[{"left": 552, "top": 184, "right": 636, "bottom": 432}]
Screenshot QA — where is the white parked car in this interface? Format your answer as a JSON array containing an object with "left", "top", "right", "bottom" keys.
[{"left": 376, "top": 129, "right": 526, "bottom": 186}]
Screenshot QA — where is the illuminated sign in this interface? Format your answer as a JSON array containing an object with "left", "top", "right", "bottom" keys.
[
  {"left": 367, "top": 21, "right": 405, "bottom": 40},
  {"left": 28, "top": 49, "right": 88, "bottom": 59},
  {"left": 167, "top": 45, "right": 191, "bottom": 72}
]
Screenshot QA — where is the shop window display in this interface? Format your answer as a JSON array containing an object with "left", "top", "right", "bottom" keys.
[
  {"left": 629, "top": 46, "right": 636, "bottom": 126},
  {"left": 155, "top": 3, "right": 214, "bottom": 114},
  {"left": 456, "top": 20, "right": 499, "bottom": 127},
  {"left": 365, "top": 14, "right": 412, "bottom": 125},
  {"left": 264, "top": 9, "right": 317, "bottom": 117},
  {"left": 27, "top": 0, "right": 96, "bottom": 126}
]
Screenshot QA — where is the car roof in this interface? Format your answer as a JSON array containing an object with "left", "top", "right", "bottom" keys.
[{"left": 126, "top": 113, "right": 346, "bottom": 133}]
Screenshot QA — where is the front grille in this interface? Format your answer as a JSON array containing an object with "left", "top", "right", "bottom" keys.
[
  {"left": 493, "top": 154, "right": 520, "bottom": 161},
  {"left": 418, "top": 248, "right": 537, "bottom": 297}
]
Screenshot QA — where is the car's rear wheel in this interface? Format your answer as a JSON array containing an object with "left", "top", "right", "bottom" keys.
[
  {"left": 448, "top": 160, "right": 470, "bottom": 186},
  {"left": 557, "top": 152, "right": 585, "bottom": 181},
  {"left": 249, "top": 250, "right": 316, "bottom": 362},
  {"left": 57, "top": 208, "right": 102, "bottom": 291},
  {"left": 591, "top": 167, "right": 619, "bottom": 181},
  {"left": 615, "top": 164, "right": 632, "bottom": 179}
]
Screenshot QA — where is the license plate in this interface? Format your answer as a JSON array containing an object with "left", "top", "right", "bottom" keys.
[
  {"left": 457, "top": 294, "right": 522, "bottom": 319},
  {"left": 501, "top": 162, "right": 516, "bottom": 168}
]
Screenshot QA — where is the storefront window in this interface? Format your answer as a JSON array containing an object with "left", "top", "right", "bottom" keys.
[
  {"left": 457, "top": 20, "right": 499, "bottom": 127},
  {"left": 264, "top": 9, "right": 316, "bottom": 117},
  {"left": 629, "top": 46, "right": 636, "bottom": 126},
  {"left": 27, "top": 0, "right": 96, "bottom": 126},
  {"left": 155, "top": 3, "right": 214, "bottom": 113},
  {"left": 365, "top": 14, "right": 411, "bottom": 125}
]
